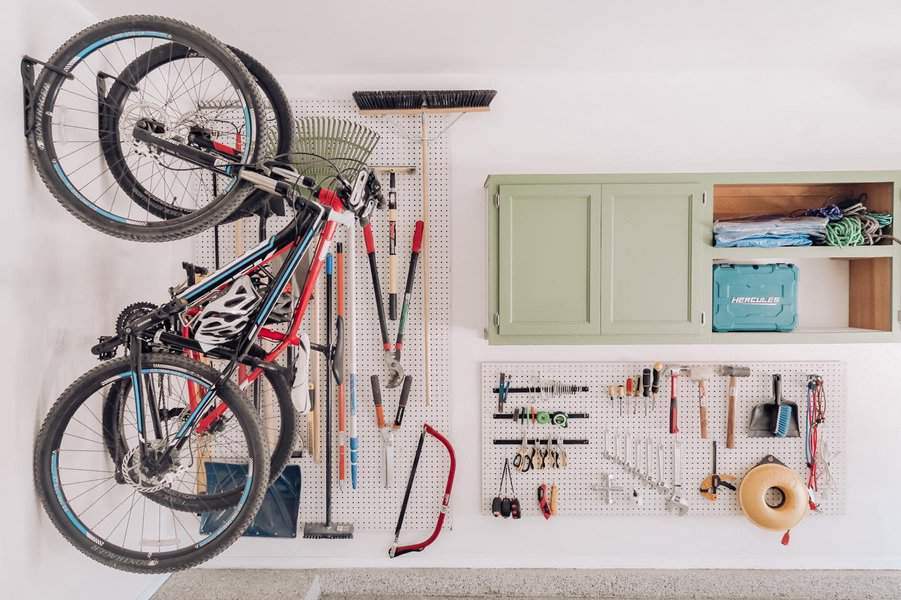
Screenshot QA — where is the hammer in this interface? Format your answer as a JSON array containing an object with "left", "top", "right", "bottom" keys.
[
  {"left": 689, "top": 366, "right": 714, "bottom": 439},
  {"left": 666, "top": 366, "right": 690, "bottom": 434},
  {"left": 717, "top": 365, "right": 750, "bottom": 448}
]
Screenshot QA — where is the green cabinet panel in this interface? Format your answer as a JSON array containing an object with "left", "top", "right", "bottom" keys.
[
  {"left": 497, "top": 184, "right": 602, "bottom": 335},
  {"left": 600, "top": 183, "right": 704, "bottom": 335}
]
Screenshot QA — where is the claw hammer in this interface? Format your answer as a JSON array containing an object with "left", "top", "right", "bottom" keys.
[
  {"left": 717, "top": 365, "right": 750, "bottom": 448},
  {"left": 666, "top": 365, "right": 690, "bottom": 435}
]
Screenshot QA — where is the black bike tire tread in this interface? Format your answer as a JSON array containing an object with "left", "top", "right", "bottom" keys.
[
  {"left": 33, "top": 353, "right": 269, "bottom": 573},
  {"left": 222, "top": 45, "right": 295, "bottom": 223},
  {"left": 26, "top": 15, "right": 272, "bottom": 242}
]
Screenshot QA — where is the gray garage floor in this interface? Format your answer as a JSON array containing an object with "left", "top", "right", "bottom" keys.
[{"left": 153, "top": 568, "right": 901, "bottom": 600}]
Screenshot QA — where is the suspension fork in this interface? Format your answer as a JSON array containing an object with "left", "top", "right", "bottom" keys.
[{"left": 127, "top": 335, "right": 164, "bottom": 442}]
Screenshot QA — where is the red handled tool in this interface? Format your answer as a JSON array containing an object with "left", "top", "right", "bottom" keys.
[
  {"left": 362, "top": 219, "right": 402, "bottom": 378},
  {"left": 387, "top": 220, "right": 424, "bottom": 388},
  {"left": 389, "top": 423, "right": 456, "bottom": 558}
]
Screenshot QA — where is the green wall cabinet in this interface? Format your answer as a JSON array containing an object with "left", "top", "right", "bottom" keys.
[
  {"left": 486, "top": 171, "right": 901, "bottom": 345},
  {"left": 497, "top": 184, "right": 602, "bottom": 335},
  {"left": 600, "top": 183, "right": 705, "bottom": 336}
]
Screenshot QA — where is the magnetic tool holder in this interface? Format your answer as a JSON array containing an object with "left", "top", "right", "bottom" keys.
[
  {"left": 493, "top": 438, "right": 589, "bottom": 445},
  {"left": 494, "top": 410, "right": 588, "bottom": 428},
  {"left": 494, "top": 372, "right": 588, "bottom": 412}
]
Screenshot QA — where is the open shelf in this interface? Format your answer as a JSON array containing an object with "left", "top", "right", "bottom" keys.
[
  {"left": 711, "top": 181, "right": 896, "bottom": 338},
  {"left": 714, "top": 181, "right": 895, "bottom": 245}
]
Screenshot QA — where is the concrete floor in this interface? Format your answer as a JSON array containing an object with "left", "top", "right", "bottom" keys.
[{"left": 153, "top": 568, "right": 901, "bottom": 600}]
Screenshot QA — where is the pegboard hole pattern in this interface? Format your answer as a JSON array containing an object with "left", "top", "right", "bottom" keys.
[
  {"left": 481, "top": 362, "right": 844, "bottom": 517},
  {"left": 192, "top": 100, "right": 452, "bottom": 530}
]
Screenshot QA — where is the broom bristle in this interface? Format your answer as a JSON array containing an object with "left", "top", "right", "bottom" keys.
[
  {"left": 302, "top": 522, "right": 354, "bottom": 539},
  {"left": 353, "top": 90, "right": 497, "bottom": 111}
]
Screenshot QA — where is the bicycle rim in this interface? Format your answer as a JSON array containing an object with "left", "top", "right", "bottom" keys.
[
  {"left": 36, "top": 356, "right": 266, "bottom": 569},
  {"left": 36, "top": 22, "right": 257, "bottom": 228}
]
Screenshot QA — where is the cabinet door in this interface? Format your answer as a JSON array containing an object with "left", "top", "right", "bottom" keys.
[
  {"left": 498, "top": 184, "right": 602, "bottom": 336},
  {"left": 600, "top": 183, "right": 704, "bottom": 336}
]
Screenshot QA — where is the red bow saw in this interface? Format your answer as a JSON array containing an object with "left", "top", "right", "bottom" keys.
[{"left": 389, "top": 423, "right": 456, "bottom": 558}]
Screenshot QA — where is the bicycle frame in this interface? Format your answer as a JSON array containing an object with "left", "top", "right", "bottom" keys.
[{"left": 113, "top": 183, "right": 357, "bottom": 450}]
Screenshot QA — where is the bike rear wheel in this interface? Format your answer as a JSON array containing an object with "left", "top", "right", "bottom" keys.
[
  {"left": 97, "top": 42, "right": 293, "bottom": 223},
  {"left": 33, "top": 353, "right": 269, "bottom": 573},
  {"left": 28, "top": 15, "right": 273, "bottom": 241}
]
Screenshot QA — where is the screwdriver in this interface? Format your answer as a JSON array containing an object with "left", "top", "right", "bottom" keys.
[
  {"left": 607, "top": 385, "right": 617, "bottom": 411},
  {"left": 642, "top": 368, "right": 652, "bottom": 417},
  {"left": 651, "top": 362, "right": 663, "bottom": 413},
  {"left": 625, "top": 377, "right": 633, "bottom": 415}
]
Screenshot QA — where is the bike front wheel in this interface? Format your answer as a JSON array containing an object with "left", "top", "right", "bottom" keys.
[{"left": 33, "top": 353, "right": 269, "bottom": 573}]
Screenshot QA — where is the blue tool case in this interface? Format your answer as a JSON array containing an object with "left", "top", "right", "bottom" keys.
[{"left": 712, "top": 263, "right": 799, "bottom": 332}]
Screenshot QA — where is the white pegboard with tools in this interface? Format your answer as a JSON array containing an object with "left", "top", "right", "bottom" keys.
[
  {"left": 481, "top": 361, "right": 845, "bottom": 518},
  {"left": 191, "top": 99, "right": 452, "bottom": 531}
]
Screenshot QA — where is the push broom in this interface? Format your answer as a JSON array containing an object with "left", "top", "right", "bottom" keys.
[{"left": 353, "top": 90, "right": 496, "bottom": 406}]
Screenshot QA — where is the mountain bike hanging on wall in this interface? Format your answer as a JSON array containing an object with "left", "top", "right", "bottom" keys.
[
  {"left": 34, "top": 156, "right": 384, "bottom": 572},
  {"left": 30, "top": 16, "right": 389, "bottom": 574},
  {"left": 23, "top": 15, "right": 295, "bottom": 241}
]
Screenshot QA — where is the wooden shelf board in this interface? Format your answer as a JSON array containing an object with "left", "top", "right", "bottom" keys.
[
  {"left": 710, "top": 245, "right": 896, "bottom": 260},
  {"left": 712, "top": 327, "right": 896, "bottom": 343}
]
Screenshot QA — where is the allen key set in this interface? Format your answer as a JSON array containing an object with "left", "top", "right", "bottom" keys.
[{"left": 482, "top": 361, "right": 845, "bottom": 521}]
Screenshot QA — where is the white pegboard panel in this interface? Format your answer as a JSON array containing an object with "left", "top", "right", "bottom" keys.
[
  {"left": 481, "top": 362, "right": 845, "bottom": 518},
  {"left": 191, "top": 100, "right": 452, "bottom": 531}
]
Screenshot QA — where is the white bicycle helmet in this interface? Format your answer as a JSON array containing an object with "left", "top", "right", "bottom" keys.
[{"left": 193, "top": 275, "right": 261, "bottom": 351}]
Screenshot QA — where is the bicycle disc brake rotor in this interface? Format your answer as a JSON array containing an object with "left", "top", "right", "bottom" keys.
[{"left": 121, "top": 440, "right": 187, "bottom": 493}]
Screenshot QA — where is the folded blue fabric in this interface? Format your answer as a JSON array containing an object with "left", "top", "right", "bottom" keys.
[{"left": 715, "top": 234, "right": 813, "bottom": 248}]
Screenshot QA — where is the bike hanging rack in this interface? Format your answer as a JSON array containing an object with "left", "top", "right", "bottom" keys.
[{"left": 21, "top": 55, "right": 73, "bottom": 137}]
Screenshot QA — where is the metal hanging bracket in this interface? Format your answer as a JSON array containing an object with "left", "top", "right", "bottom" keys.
[{"left": 21, "top": 55, "right": 73, "bottom": 137}]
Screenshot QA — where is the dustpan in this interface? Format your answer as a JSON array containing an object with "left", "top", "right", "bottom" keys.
[{"left": 748, "top": 374, "right": 800, "bottom": 437}]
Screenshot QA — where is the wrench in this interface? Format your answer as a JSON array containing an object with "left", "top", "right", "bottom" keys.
[
  {"left": 644, "top": 436, "right": 653, "bottom": 484},
  {"left": 656, "top": 441, "right": 666, "bottom": 490},
  {"left": 666, "top": 439, "right": 689, "bottom": 515}
]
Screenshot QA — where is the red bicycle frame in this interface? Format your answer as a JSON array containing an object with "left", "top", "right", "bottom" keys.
[{"left": 184, "top": 189, "right": 346, "bottom": 434}]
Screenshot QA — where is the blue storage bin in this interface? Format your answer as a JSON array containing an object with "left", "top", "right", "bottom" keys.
[{"left": 712, "top": 263, "right": 798, "bottom": 332}]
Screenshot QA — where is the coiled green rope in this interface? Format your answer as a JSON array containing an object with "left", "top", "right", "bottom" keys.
[{"left": 825, "top": 212, "right": 893, "bottom": 246}]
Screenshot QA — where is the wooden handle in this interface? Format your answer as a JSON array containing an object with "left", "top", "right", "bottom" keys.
[
  {"left": 699, "top": 405, "right": 709, "bottom": 439},
  {"left": 726, "top": 378, "right": 736, "bottom": 449}
]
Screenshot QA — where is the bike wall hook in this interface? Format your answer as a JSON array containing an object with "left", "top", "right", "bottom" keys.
[{"left": 21, "top": 55, "right": 74, "bottom": 137}]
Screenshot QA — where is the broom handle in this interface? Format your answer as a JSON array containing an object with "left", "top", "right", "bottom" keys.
[{"left": 420, "top": 113, "right": 431, "bottom": 407}]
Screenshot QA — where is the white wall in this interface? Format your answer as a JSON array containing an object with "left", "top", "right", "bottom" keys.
[
  {"left": 2, "top": 1, "right": 187, "bottom": 597},
  {"left": 7, "top": 5, "right": 901, "bottom": 594},
  {"left": 203, "top": 67, "right": 901, "bottom": 570}
]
